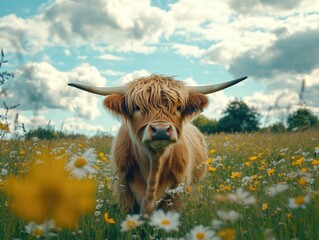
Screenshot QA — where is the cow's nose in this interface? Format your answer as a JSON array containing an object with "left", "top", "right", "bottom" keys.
[
  {"left": 142, "top": 122, "right": 178, "bottom": 148},
  {"left": 149, "top": 122, "right": 173, "bottom": 141}
]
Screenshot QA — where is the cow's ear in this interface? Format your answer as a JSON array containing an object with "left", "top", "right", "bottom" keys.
[
  {"left": 103, "top": 94, "right": 128, "bottom": 118},
  {"left": 183, "top": 93, "right": 208, "bottom": 118}
]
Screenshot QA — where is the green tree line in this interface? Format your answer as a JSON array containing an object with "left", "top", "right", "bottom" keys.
[{"left": 193, "top": 100, "right": 319, "bottom": 134}]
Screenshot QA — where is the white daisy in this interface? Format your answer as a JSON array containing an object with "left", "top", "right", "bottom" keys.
[
  {"left": 288, "top": 195, "right": 311, "bottom": 209},
  {"left": 121, "top": 214, "right": 144, "bottom": 232},
  {"left": 66, "top": 148, "right": 97, "bottom": 179},
  {"left": 187, "top": 225, "right": 217, "bottom": 240},
  {"left": 217, "top": 210, "right": 241, "bottom": 224},
  {"left": 25, "top": 220, "right": 56, "bottom": 238},
  {"left": 265, "top": 184, "right": 289, "bottom": 197},
  {"left": 149, "top": 210, "right": 180, "bottom": 232},
  {"left": 227, "top": 188, "right": 256, "bottom": 205}
]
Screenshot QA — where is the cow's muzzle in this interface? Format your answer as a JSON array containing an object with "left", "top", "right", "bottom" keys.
[{"left": 142, "top": 122, "right": 178, "bottom": 149}]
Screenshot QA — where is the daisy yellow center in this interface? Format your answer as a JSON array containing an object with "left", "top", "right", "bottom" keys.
[
  {"left": 34, "top": 228, "right": 44, "bottom": 236},
  {"left": 74, "top": 157, "right": 87, "bottom": 168},
  {"left": 125, "top": 220, "right": 137, "bottom": 229},
  {"left": 295, "top": 196, "right": 305, "bottom": 205},
  {"left": 196, "top": 232, "right": 205, "bottom": 239},
  {"left": 161, "top": 219, "right": 171, "bottom": 226}
]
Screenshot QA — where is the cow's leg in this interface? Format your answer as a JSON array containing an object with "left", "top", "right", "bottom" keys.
[
  {"left": 113, "top": 170, "right": 136, "bottom": 213},
  {"left": 127, "top": 167, "right": 146, "bottom": 209},
  {"left": 141, "top": 158, "right": 164, "bottom": 214}
]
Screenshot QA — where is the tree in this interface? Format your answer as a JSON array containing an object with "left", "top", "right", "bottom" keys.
[
  {"left": 217, "top": 100, "right": 260, "bottom": 132},
  {"left": 287, "top": 108, "right": 318, "bottom": 131},
  {"left": 192, "top": 115, "right": 218, "bottom": 134},
  {"left": 268, "top": 122, "right": 286, "bottom": 133}
]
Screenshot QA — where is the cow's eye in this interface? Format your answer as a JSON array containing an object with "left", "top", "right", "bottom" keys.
[{"left": 133, "top": 105, "right": 141, "bottom": 112}]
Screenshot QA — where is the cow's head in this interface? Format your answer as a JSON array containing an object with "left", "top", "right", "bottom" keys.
[{"left": 68, "top": 75, "right": 247, "bottom": 153}]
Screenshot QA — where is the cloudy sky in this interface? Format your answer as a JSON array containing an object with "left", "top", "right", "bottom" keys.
[{"left": 1, "top": 0, "right": 318, "bottom": 135}]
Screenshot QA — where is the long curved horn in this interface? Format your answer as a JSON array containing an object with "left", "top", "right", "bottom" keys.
[
  {"left": 186, "top": 76, "right": 248, "bottom": 94},
  {"left": 68, "top": 83, "right": 126, "bottom": 96}
]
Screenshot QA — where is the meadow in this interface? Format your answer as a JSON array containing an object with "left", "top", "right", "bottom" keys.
[{"left": 0, "top": 130, "right": 318, "bottom": 239}]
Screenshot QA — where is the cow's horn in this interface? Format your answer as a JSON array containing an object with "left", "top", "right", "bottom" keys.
[
  {"left": 68, "top": 83, "right": 126, "bottom": 96},
  {"left": 186, "top": 76, "right": 247, "bottom": 94}
]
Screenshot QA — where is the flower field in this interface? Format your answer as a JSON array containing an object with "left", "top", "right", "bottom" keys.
[{"left": 0, "top": 130, "right": 318, "bottom": 239}]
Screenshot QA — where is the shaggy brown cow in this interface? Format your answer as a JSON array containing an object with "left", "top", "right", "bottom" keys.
[{"left": 68, "top": 75, "right": 246, "bottom": 214}]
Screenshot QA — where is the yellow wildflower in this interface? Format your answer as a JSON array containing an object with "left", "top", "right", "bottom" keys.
[
  {"left": 208, "top": 149, "right": 216, "bottom": 154},
  {"left": 292, "top": 157, "right": 304, "bottom": 166},
  {"left": 297, "top": 178, "right": 307, "bottom": 186},
  {"left": 230, "top": 172, "right": 242, "bottom": 179},
  {"left": 261, "top": 202, "right": 269, "bottom": 211},
  {"left": 218, "top": 228, "right": 235, "bottom": 240},
  {"left": 98, "top": 152, "right": 108, "bottom": 162},
  {"left": 311, "top": 160, "right": 319, "bottom": 165},
  {"left": 249, "top": 153, "right": 262, "bottom": 161},
  {"left": 208, "top": 166, "right": 217, "bottom": 172},
  {"left": 267, "top": 169, "right": 275, "bottom": 176},
  {"left": 301, "top": 168, "right": 308, "bottom": 172},
  {"left": 0, "top": 122, "right": 9, "bottom": 132},
  {"left": 19, "top": 150, "right": 26, "bottom": 155},
  {"left": 244, "top": 161, "right": 251, "bottom": 167},
  {"left": 104, "top": 213, "right": 116, "bottom": 224},
  {"left": 3, "top": 152, "right": 96, "bottom": 229}
]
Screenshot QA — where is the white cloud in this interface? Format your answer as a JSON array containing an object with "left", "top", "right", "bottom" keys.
[
  {"left": 0, "top": 14, "right": 48, "bottom": 54},
  {"left": 39, "top": 0, "right": 173, "bottom": 53},
  {"left": 3, "top": 62, "right": 106, "bottom": 119},
  {"left": 62, "top": 117, "right": 105, "bottom": 134},
  {"left": 115, "top": 69, "right": 150, "bottom": 85},
  {"left": 172, "top": 44, "right": 205, "bottom": 58},
  {"left": 97, "top": 54, "right": 124, "bottom": 61}
]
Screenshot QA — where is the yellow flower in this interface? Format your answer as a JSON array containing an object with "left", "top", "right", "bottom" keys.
[
  {"left": 261, "top": 202, "right": 269, "bottom": 211},
  {"left": 230, "top": 172, "right": 242, "bottom": 179},
  {"left": 3, "top": 152, "right": 96, "bottom": 229},
  {"left": 218, "top": 228, "right": 235, "bottom": 240},
  {"left": 208, "top": 166, "right": 217, "bottom": 172},
  {"left": 292, "top": 157, "right": 304, "bottom": 166},
  {"left": 267, "top": 169, "right": 275, "bottom": 176},
  {"left": 19, "top": 150, "right": 26, "bottom": 155},
  {"left": 244, "top": 161, "right": 251, "bottom": 167},
  {"left": 311, "top": 160, "right": 319, "bottom": 165},
  {"left": 98, "top": 152, "right": 108, "bottom": 162},
  {"left": 0, "top": 122, "right": 9, "bottom": 132},
  {"left": 205, "top": 158, "right": 213, "bottom": 164},
  {"left": 104, "top": 213, "right": 116, "bottom": 224},
  {"left": 208, "top": 149, "right": 216, "bottom": 154},
  {"left": 298, "top": 178, "right": 307, "bottom": 186},
  {"left": 249, "top": 153, "right": 262, "bottom": 161}
]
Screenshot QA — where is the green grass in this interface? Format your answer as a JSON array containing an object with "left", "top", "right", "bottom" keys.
[{"left": 0, "top": 130, "right": 318, "bottom": 239}]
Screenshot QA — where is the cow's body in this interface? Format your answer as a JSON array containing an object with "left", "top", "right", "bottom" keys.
[
  {"left": 68, "top": 74, "right": 246, "bottom": 214},
  {"left": 112, "top": 122, "right": 207, "bottom": 213}
]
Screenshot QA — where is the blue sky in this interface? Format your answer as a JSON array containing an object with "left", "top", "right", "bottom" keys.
[{"left": 1, "top": 0, "right": 318, "bottom": 135}]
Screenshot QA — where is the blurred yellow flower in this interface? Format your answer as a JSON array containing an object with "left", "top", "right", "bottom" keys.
[
  {"left": 3, "top": 152, "right": 96, "bottom": 229},
  {"left": 311, "top": 160, "right": 319, "bottom": 165},
  {"left": 231, "top": 172, "right": 242, "bottom": 179},
  {"left": 292, "top": 157, "right": 304, "bottom": 166},
  {"left": 267, "top": 169, "right": 275, "bottom": 176},
  {"left": 249, "top": 153, "right": 262, "bottom": 161},
  {"left": 261, "top": 202, "right": 269, "bottom": 211},
  {"left": 19, "top": 150, "right": 26, "bottom": 155},
  {"left": 0, "top": 122, "right": 9, "bottom": 132},
  {"left": 104, "top": 213, "right": 115, "bottom": 224},
  {"left": 208, "top": 166, "right": 217, "bottom": 172},
  {"left": 98, "top": 152, "right": 108, "bottom": 162},
  {"left": 218, "top": 228, "right": 235, "bottom": 240},
  {"left": 298, "top": 178, "right": 307, "bottom": 186},
  {"left": 208, "top": 149, "right": 216, "bottom": 154}
]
